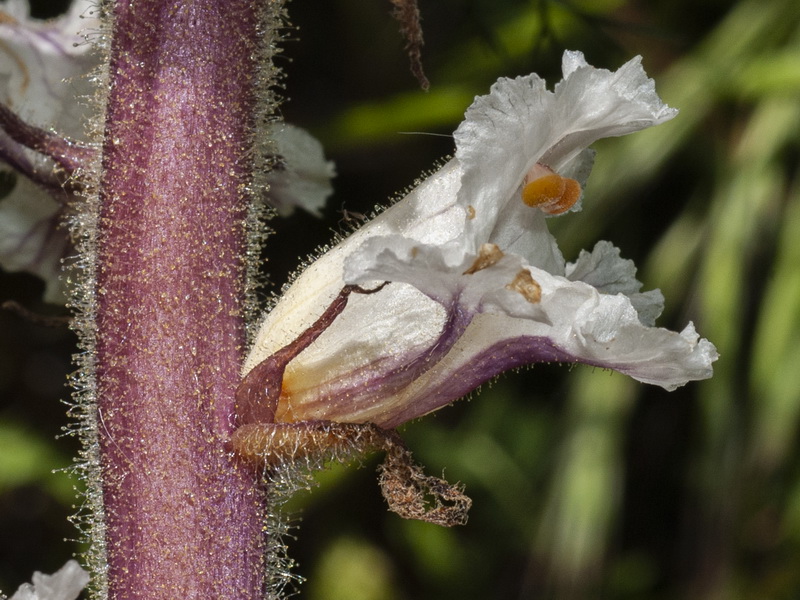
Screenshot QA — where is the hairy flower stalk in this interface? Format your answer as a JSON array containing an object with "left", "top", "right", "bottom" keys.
[{"left": 89, "top": 0, "right": 280, "bottom": 597}]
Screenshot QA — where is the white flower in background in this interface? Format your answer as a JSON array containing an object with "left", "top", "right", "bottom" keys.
[
  {"left": 0, "top": 0, "right": 98, "bottom": 302},
  {"left": 8, "top": 560, "right": 89, "bottom": 600},
  {"left": 0, "top": 0, "right": 96, "bottom": 131},
  {"left": 0, "top": 187, "right": 71, "bottom": 299},
  {"left": 240, "top": 51, "right": 717, "bottom": 431},
  {"left": 265, "top": 122, "right": 336, "bottom": 217}
]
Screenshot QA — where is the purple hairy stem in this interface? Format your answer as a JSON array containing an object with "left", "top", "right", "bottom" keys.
[
  {"left": 93, "top": 0, "right": 272, "bottom": 597},
  {"left": 0, "top": 102, "right": 96, "bottom": 175}
]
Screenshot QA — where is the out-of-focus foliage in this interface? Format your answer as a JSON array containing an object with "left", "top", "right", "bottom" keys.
[{"left": 2, "top": 0, "right": 800, "bottom": 598}]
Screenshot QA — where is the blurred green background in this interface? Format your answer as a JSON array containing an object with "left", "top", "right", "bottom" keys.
[{"left": 2, "top": 0, "right": 800, "bottom": 597}]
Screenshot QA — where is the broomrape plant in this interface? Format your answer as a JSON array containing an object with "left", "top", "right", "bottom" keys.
[{"left": 0, "top": 0, "right": 716, "bottom": 597}]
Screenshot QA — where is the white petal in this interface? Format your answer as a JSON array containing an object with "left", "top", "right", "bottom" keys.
[
  {"left": 265, "top": 123, "right": 336, "bottom": 216},
  {"left": 566, "top": 240, "right": 664, "bottom": 326},
  {"left": 484, "top": 197, "right": 565, "bottom": 275},
  {"left": 243, "top": 159, "right": 465, "bottom": 374},
  {"left": 508, "top": 272, "right": 714, "bottom": 390},
  {"left": 384, "top": 273, "right": 715, "bottom": 423},
  {"left": 9, "top": 560, "right": 89, "bottom": 600},
  {"left": 541, "top": 52, "right": 678, "bottom": 169},
  {"left": 0, "top": 178, "right": 69, "bottom": 302},
  {"left": 453, "top": 50, "right": 677, "bottom": 243},
  {"left": 0, "top": 0, "right": 98, "bottom": 137},
  {"left": 454, "top": 73, "right": 552, "bottom": 232}
]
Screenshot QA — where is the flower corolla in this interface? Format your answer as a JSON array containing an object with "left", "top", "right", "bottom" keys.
[{"left": 241, "top": 51, "right": 718, "bottom": 430}]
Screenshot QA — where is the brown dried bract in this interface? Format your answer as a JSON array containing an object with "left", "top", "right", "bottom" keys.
[
  {"left": 379, "top": 440, "right": 471, "bottom": 527},
  {"left": 231, "top": 419, "right": 471, "bottom": 526},
  {"left": 389, "top": 0, "right": 429, "bottom": 90}
]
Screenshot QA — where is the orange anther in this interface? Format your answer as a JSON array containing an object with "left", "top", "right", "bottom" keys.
[{"left": 521, "top": 173, "right": 581, "bottom": 215}]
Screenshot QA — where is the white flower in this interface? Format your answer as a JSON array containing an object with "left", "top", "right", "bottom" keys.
[
  {"left": 240, "top": 51, "right": 717, "bottom": 430},
  {"left": 0, "top": 0, "right": 96, "bottom": 131},
  {"left": 0, "top": 0, "right": 98, "bottom": 302},
  {"left": 265, "top": 122, "right": 336, "bottom": 216},
  {"left": 0, "top": 186, "right": 71, "bottom": 298},
  {"left": 9, "top": 560, "right": 89, "bottom": 600}
]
